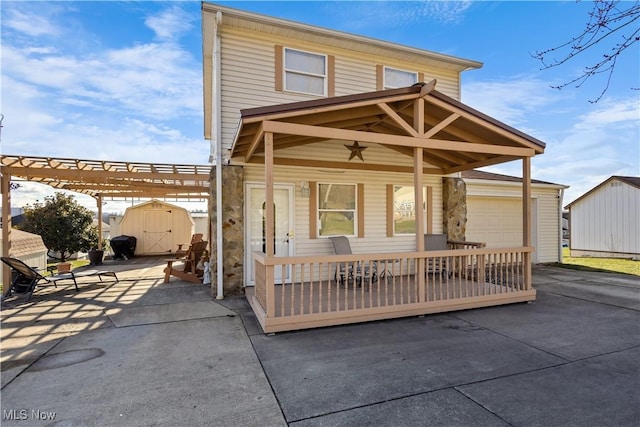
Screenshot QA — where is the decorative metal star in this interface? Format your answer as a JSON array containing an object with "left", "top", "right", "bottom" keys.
[{"left": 344, "top": 141, "right": 367, "bottom": 161}]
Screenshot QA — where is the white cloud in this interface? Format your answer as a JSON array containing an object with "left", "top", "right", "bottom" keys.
[
  {"left": 1, "top": 3, "right": 209, "bottom": 216},
  {"left": 468, "top": 77, "right": 639, "bottom": 205},
  {"left": 3, "top": 8, "right": 62, "bottom": 37},
  {"left": 145, "top": 5, "right": 194, "bottom": 42},
  {"left": 462, "top": 77, "right": 555, "bottom": 129},
  {"left": 2, "top": 41, "right": 202, "bottom": 121},
  {"left": 574, "top": 98, "right": 640, "bottom": 131},
  {"left": 325, "top": 0, "right": 472, "bottom": 30}
]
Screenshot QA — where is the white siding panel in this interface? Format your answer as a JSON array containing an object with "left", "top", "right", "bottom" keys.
[{"left": 570, "top": 181, "right": 640, "bottom": 258}]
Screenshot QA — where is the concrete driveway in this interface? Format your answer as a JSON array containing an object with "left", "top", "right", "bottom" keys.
[{"left": 1, "top": 261, "right": 638, "bottom": 426}]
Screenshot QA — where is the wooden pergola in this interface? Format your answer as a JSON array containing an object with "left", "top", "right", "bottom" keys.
[{"left": 0, "top": 154, "right": 211, "bottom": 286}]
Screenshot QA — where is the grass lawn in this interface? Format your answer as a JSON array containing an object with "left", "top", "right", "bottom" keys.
[
  {"left": 559, "top": 248, "right": 640, "bottom": 276},
  {"left": 46, "top": 259, "right": 90, "bottom": 275}
]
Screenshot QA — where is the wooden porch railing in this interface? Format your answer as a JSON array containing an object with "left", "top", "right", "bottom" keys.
[
  {"left": 447, "top": 240, "right": 486, "bottom": 250},
  {"left": 249, "top": 246, "right": 535, "bottom": 333}
]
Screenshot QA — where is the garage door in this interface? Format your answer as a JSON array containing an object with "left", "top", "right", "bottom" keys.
[{"left": 467, "top": 197, "right": 522, "bottom": 248}]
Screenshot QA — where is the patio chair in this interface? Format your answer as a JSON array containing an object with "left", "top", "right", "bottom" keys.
[
  {"left": 1, "top": 257, "right": 119, "bottom": 301},
  {"left": 328, "top": 236, "right": 377, "bottom": 286},
  {"left": 164, "top": 240, "right": 208, "bottom": 284},
  {"left": 176, "top": 233, "right": 204, "bottom": 258},
  {"left": 424, "top": 234, "right": 451, "bottom": 277}
]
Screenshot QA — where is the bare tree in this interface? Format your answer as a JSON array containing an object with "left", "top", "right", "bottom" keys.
[{"left": 532, "top": 0, "right": 639, "bottom": 103}]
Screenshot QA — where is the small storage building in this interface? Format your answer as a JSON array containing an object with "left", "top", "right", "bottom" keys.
[
  {"left": 0, "top": 228, "right": 48, "bottom": 287},
  {"left": 565, "top": 176, "right": 640, "bottom": 260},
  {"left": 115, "top": 200, "right": 195, "bottom": 256}
]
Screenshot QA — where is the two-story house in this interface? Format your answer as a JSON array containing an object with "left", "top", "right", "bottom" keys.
[{"left": 202, "top": 3, "right": 562, "bottom": 333}]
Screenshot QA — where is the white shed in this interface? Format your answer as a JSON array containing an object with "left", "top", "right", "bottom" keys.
[
  {"left": 116, "top": 200, "right": 195, "bottom": 256},
  {"left": 462, "top": 170, "right": 569, "bottom": 264},
  {"left": 0, "top": 228, "right": 48, "bottom": 287},
  {"left": 565, "top": 176, "right": 640, "bottom": 260}
]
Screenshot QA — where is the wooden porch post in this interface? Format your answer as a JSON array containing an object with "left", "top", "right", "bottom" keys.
[
  {"left": 96, "top": 195, "right": 103, "bottom": 250},
  {"left": 264, "top": 132, "right": 276, "bottom": 317},
  {"left": 1, "top": 170, "right": 12, "bottom": 294},
  {"left": 414, "top": 97, "right": 425, "bottom": 301},
  {"left": 522, "top": 157, "right": 532, "bottom": 290}
]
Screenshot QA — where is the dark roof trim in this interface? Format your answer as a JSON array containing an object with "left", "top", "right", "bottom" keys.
[
  {"left": 240, "top": 86, "right": 420, "bottom": 119},
  {"left": 461, "top": 170, "right": 565, "bottom": 186},
  {"left": 430, "top": 91, "right": 546, "bottom": 149},
  {"left": 239, "top": 83, "right": 546, "bottom": 150},
  {"left": 615, "top": 176, "right": 640, "bottom": 189}
]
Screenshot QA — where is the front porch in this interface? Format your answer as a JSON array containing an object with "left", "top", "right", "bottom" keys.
[
  {"left": 227, "top": 82, "right": 545, "bottom": 333},
  {"left": 248, "top": 245, "right": 534, "bottom": 333}
]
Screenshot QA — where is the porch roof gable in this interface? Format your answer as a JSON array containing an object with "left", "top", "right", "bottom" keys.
[{"left": 231, "top": 82, "right": 545, "bottom": 174}]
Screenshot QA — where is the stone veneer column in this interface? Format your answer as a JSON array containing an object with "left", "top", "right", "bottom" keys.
[
  {"left": 209, "top": 165, "right": 245, "bottom": 296},
  {"left": 442, "top": 177, "right": 467, "bottom": 241}
]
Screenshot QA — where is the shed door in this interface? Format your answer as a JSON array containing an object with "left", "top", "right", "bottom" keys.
[{"left": 143, "top": 210, "right": 172, "bottom": 254}]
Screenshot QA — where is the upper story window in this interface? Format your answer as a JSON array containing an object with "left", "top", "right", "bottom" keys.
[
  {"left": 384, "top": 67, "right": 418, "bottom": 89},
  {"left": 284, "top": 47, "right": 327, "bottom": 96}
]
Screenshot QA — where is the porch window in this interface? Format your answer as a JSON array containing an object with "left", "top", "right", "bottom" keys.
[
  {"left": 281, "top": 47, "right": 327, "bottom": 96},
  {"left": 317, "top": 183, "right": 356, "bottom": 236},
  {"left": 387, "top": 185, "right": 432, "bottom": 236},
  {"left": 384, "top": 67, "right": 418, "bottom": 89}
]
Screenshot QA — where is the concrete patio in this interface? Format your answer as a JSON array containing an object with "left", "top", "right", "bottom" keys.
[{"left": 1, "top": 258, "right": 638, "bottom": 426}]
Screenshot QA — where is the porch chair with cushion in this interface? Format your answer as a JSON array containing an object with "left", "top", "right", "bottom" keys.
[
  {"left": 328, "top": 236, "right": 377, "bottom": 286},
  {"left": 1, "top": 257, "right": 119, "bottom": 301},
  {"left": 424, "top": 234, "right": 451, "bottom": 277}
]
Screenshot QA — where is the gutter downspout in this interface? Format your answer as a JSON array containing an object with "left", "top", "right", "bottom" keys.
[{"left": 213, "top": 11, "right": 224, "bottom": 300}]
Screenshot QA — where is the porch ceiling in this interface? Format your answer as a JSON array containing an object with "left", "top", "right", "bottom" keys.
[
  {"left": 0, "top": 155, "right": 211, "bottom": 200},
  {"left": 231, "top": 82, "right": 545, "bottom": 174}
]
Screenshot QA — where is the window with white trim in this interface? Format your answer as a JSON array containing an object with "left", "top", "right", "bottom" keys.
[
  {"left": 392, "top": 185, "right": 427, "bottom": 235},
  {"left": 384, "top": 67, "right": 418, "bottom": 89},
  {"left": 318, "top": 183, "right": 356, "bottom": 236},
  {"left": 284, "top": 47, "right": 327, "bottom": 96}
]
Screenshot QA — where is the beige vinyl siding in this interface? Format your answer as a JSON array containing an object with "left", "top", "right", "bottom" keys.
[
  {"left": 219, "top": 28, "right": 461, "bottom": 153},
  {"left": 272, "top": 140, "right": 440, "bottom": 169},
  {"left": 466, "top": 182, "right": 562, "bottom": 263},
  {"left": 536, "top": 188, "right": 562, "bottom": 263},
  {"left": 243, "top": 165, "right": 443, "bottom": 260},
  {"left": 570, "top": 181, "right": 639, "bottom": 258}
]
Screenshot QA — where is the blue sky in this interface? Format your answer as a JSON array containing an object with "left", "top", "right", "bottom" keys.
[{"left": 1, "top": 1, "right": 639, "bottom": 214}]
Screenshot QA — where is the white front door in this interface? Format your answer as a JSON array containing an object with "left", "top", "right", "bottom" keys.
[{"left": 246, "top": 184, "right": 294, "bottom": 286}]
